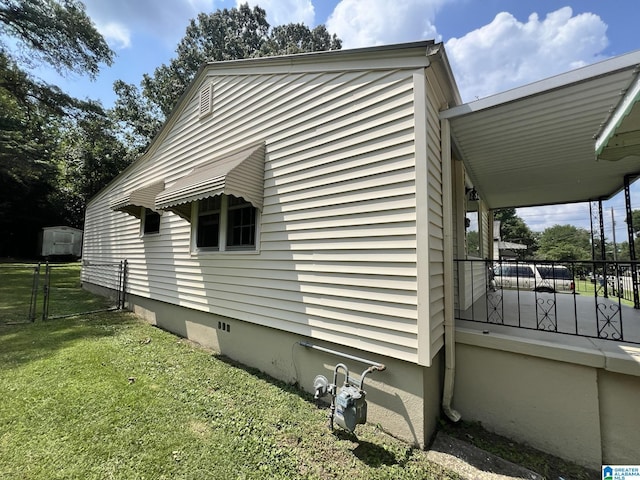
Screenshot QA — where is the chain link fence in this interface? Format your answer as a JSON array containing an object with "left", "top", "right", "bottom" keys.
[
  {"left": 0, "top": 261, "right": 127, "bottom": 325},
  {"left": 0, "top": 264, "right": 41, "bottom": 324}
]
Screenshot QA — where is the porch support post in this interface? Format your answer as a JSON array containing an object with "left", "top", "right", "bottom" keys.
[
  {"left": 598, "top": 200, "right": 606, "bottom": 262},
  {"left": 624, "top": 175, "right": 639, "bottom": 308},
  {"left": 589, "top": 202, "right": 600, "bottom": 261},
  {"left": 598, "top": 200, "right": 608, "bottom": 298},
  {"left": 590, "top": 200, "right": 608, "bottom": 298}
]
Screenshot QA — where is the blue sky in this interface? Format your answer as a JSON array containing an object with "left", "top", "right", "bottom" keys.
[{"left": 32, "top": 0, "right": 640, "bottom": 238}]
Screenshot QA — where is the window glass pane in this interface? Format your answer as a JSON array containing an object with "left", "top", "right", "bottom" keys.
[
  {"left": 466, "top": 200, "right": 480, "bottom": 257},
  {"left": 516, "top": 266, "right": 525, "bottom": 277},
  {"left": 197, "top": 213, "right": 219, "bottom": 248},
  {"left": 197, "top": 197, "right": 221, "bottom": 248},
  {"left": 227, "top": 196, "right": 256, "bottom": 249},
  {"left": 143, "top": 209, "right": 161, "bottom": 234},
  {"left": 200, "top": 196, "right": 221, "bottom": 213}
]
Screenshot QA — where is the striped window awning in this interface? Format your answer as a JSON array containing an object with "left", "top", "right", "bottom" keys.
[
  {"left": 155, "top": 142, "right": 265, "bottom": 221},
  {"left": 109, "top": 180, "right": 165, "bottom": 218}
]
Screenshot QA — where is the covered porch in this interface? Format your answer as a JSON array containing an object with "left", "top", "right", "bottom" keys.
[
  {"left": 441, "top": 49, "right": 640, "bottom": 346},
  {"left": 438, "top": 50, "right": 640, "bottom": 468}
]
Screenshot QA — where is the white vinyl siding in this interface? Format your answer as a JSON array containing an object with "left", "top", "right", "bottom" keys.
[
  {"left": 83, "top": 59, "right": 442, "bottom": 363},
  {"left": 425, "top": 70, "right": 446, "bottom": 358}
]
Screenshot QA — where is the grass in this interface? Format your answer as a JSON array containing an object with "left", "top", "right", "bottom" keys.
[
  {"left": 0, "top": 263, "right": 114, "bottom": 324},
  {"left": 573, "top": 277, "right": 635, "bottom": 308},
  {"left": 45, "top": 263, "right": 116, "bottom": 318},
  {"left": 440, "top": 420, "right": 599, "bottom": 480},
  {"left": 0, "top": 264, "right": 40, "bottom": 323},
  {"left": 0, "top": 312, "right": 462, "bottom": 480}
]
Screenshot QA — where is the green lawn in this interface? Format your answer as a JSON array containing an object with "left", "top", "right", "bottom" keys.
[
  {"left": 0, "top": 312, "right": 461, "bottom": 480},
  {"left": 0, "top": 264, "right": 40, "bottom": 323},
  {"left": 0, "top": 263, "right": 114, "bottom": 324},
  {"left": 574, "top": 277, "right": 635, "bottom": 308}
]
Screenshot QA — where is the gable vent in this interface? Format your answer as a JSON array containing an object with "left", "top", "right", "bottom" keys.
[{"left": 199, "top": 83, "right": 213, "bottom": 118}]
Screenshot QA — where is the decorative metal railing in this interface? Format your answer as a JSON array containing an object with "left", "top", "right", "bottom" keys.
[{"left": 454, "top": 259, "right": 640, "bottom": 344}]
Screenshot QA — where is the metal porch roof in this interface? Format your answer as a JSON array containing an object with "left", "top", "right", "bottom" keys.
[{"left": 441, "top": 50, "right": 640, "bottom": 210}]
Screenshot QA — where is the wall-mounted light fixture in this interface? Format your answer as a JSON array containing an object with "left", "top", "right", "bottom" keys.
[{"left": 465, "top": 187, "right": 480, "bottom": 201}]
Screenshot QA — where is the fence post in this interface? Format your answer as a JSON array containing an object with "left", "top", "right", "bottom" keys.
[
  {"left": 41, "top": 262, "right": 51, "bottom": 321},
  {"left": 29, "top": 264, "right": 40, "bottom": 322},
  {"left": 120, "top": 260, "right": 128, "bottom": 310}
]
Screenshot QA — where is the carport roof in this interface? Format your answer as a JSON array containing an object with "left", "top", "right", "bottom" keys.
[{"left": 441, "top": 50, "right": 640, "bottom": 210}]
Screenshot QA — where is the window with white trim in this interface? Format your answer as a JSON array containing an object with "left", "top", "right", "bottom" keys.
[{"left": 193, "top": 195, "right": 258, "bottom": 252}]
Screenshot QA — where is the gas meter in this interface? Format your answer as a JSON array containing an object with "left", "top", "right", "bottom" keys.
[
  {"left": 313, "top": 361, "right": 384, "bottom": 433},
  {"left": 335, "top": 383, "right": 367, "bottom": 432}
]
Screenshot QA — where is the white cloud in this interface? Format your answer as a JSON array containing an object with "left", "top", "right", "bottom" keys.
[
  {"left": 445, "top": 7, "right": 608, "bottom": 102},
  {"left": 518, "top": 203, "right": 591, "bottom": 233},
  {"left": 238, "top": 0, "right": 315, "bottom": 26},
  {"left": 96, "top": 21, "right": 131, "bottom": 50},
  {"left": 82, "top": 0, "right": 218, "bottom": 47},
  {"left": 326, "top": 0, "right": 449, "bottom": 49}
]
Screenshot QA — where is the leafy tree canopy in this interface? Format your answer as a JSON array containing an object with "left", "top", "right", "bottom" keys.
[
  {"left": 0, "top": 0, "right": 115, "bottom": 256},
  {"left": 50, "top": 110, "right": 130, "bottom": 228},
  {"left": 535, "top": 224, "right": 591, "bottom": 261},
  {"left": 0, "top": 0, "right": 113, "bottom": 77},
  {"left": 628, "top": 209, "right": 640, "bottom": 238},
  {"left": 263, "top": 23, "right": 341, "bottom": 56},
  {"left": 114, "top": 3, "right": 341, "bottom": 148},
  {"left": 494, "top": 208, "right": 537, "bottom": 256}
]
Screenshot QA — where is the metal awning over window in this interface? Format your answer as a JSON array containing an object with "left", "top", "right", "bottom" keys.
[
  {"left": 110, "top": 180, "right": 165, "bottom": 218},
  {"left": 155, "top": 142, "right": 265, "bottom": 221}
]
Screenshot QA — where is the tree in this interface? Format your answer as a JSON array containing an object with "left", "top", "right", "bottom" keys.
[
  {"left": 627, "top": 209, "right": 640, "bottom": 239},
  {"left": 0, "top": 0, "right": 113, "bottom": 77},
  {"left": 51, "top": 111, "right": 129, "bottom": 228},
  {"left": 493, "top": 208, "right": 537, "bottom": 257},
  {"left": 112, "top": 79, "right": 163, "bottom": 156},
  {"left": 262, "top": 23, "right": 341, "bottom": 55},
  {"left": 114, "top": 3, "right": 341, "bottom": 149},
  {"left": 466, "top": 230, "right": 479, "bottom": 257},
  {"left": 0, "top": 0, "right": 114, "bottom": 257},
  {"left": 535, "top": 224, "right": 591, "bottom": 261},
  {"left": 0, "top": 52, "right": 72, "bottom": 256},
  {"left": 140, "top": 4, "right": 270, "bottom": 118}
]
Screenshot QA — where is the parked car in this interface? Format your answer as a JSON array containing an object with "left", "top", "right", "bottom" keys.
[{"left": 493, "top": 263, "right": 575, "bottom": 293}]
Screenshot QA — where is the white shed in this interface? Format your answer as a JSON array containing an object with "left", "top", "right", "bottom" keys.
[{"left": 40, "top": 226, "right": 83, "bottom": 259}]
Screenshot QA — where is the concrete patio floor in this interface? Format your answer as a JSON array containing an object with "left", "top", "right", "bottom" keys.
[{"left": 457, "top": 288, "right": 640, "bottom": 345}]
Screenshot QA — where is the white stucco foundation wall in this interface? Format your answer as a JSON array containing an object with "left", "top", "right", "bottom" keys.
[
  {"left": 598, "top": 369, "right": 640, "bottom": 464},
  {"left": 453, "top": 324, "right": 640, "bottom": 469},
  {"left": 124, "top": 291, "right": 442, "bottom": 449}
]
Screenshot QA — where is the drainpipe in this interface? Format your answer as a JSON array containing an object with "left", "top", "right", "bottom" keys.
[{"left": 441, "top": 117, "right": 461, "bottom": 422}]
